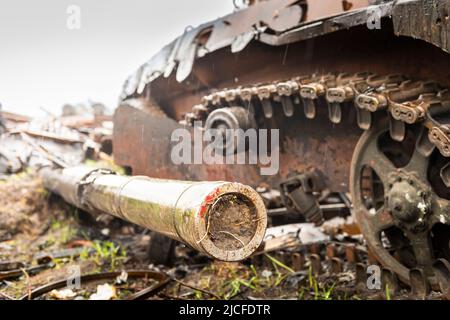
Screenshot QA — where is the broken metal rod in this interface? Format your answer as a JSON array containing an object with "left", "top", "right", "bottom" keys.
[{"left": 40, "top": 165, "right": 267, "bottom": 261}]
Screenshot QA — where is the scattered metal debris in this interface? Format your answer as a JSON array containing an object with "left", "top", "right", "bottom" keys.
[
  {"left": 0, "top": 261, "right": 55, "bottom": 282},
  {"left": 20, "top": 270, "right": 169, "bottom": 300}
]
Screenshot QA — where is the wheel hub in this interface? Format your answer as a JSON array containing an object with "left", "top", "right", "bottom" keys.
[{"left": 387, "top": 171, "right": 430, "bottom": 231}]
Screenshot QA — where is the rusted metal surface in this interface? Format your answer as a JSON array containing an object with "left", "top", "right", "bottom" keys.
[
  {"left": 280, "top": 170, "right": 325, "bottom": 225},
  {"left": 40, "top": 165, "right": 267, "bottom": 261},
  {"left": 393, "top": 0, "right": 450, "bottom": 53}
]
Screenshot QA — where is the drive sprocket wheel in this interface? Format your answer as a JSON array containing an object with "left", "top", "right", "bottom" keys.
[{"left": 350, "top": 118, "right": 450, "bottom": 285}]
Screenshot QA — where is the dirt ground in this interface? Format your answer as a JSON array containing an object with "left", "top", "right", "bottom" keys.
[{"left": 0, "top": 171, "right": 443, "bottom": 300}]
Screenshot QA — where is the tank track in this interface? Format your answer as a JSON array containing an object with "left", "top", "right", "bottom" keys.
[{"left": 180, "top": 72, "right": 450, "bottom": 159}]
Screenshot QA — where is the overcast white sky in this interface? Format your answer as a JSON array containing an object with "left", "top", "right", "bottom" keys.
[{"left": 0, "top": 0, "right": 234, "bottom": 116}]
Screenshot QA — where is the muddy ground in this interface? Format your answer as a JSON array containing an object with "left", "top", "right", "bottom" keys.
[{"left": 0, "top": 171, "right": 442, "bottom": 300}]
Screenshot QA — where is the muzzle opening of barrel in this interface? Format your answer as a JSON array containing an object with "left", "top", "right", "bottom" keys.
[{"left": 204, "top": 192, "right": 262, "bottom": 254}]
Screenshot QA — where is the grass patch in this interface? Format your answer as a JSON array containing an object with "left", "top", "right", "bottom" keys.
[{"left": 90, "top": 241, "right": 127, "bottom": 271}]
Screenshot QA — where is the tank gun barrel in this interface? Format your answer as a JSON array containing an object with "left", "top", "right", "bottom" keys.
[{"left": 40, "top": 166, "right": 267, "bottom": 261}]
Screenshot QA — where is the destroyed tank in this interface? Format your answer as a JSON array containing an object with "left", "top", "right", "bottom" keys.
[{"left": 113, "top": 0, "right": 450, "bottom": 287}]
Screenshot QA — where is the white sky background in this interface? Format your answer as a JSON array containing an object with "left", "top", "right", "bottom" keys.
[{"left": 0, "top": 0, "right": 234, "bottom": 116}]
